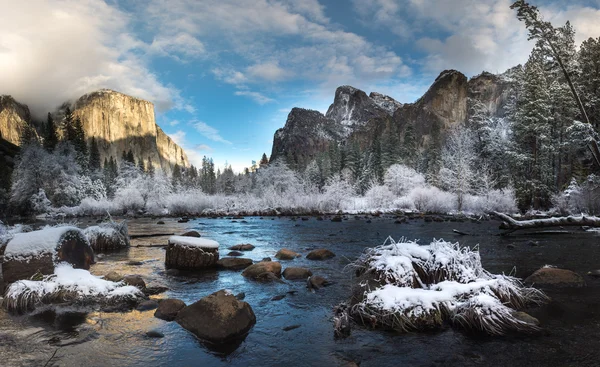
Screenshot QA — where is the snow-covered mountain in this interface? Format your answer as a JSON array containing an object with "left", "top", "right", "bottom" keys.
[{"left": 270, "top": 69, "right": 512, "bottom": 169}]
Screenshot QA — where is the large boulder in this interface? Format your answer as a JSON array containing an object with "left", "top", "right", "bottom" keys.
[
  {"left": 283, "top": 267, "right": 312, "bottom": 280},
  {"left": 275, "top": 248, "right": 300, "bottom": 260},
  {"left": 181, "top": 230, "right": 201, "bottom": 238},
  {"left": 524, "top": 267, "right": 585, "bottom": 288},
  {"left": 217, "top": 258, "right": 253, "bottom": 270},
  {"left": 241, "top": 261, "right": 282, "bottom": 279},
  {"left": 155, "top": 299, "right": 186, "bottom": 321},
  {"left": 306, "top": 249, "right": 336, "bottom": 260},
  {"left": 175, "top": 290, "right": 256, "bottom": 343}
]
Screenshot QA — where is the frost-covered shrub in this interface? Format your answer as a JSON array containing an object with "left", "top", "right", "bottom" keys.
[
  {"left": 30, "top": 189, "right": 51, "bottom": 214},
  {"left": 164, "top": 189, "right": 210, "bottom": 215},
  {"left": 76, "top": 198, "right": 119, "bottom": 216},
  {"left": 551, "top": 175, "right": 600, "bottom": 215},
  {"left": 392, "top": 196, "right": 415, "bottom": 210},
  {"left": 408, "top": 186, "right": 456, "bottom": 213},
  {"left": 321, "top": 174, "right": 355, "bottom": 211},
  {"left": 254, "top": 160, "right": 304, "bottom": 197},
  {"left": 384, "top": 164, "right": 426, "bottom": 196},
  {"left": 365, "top": 185, "right": 395, "bottom": 209},
  {"left": 463, "top": 188, "right": 518, "bottom": 213},
  {"left": 114, "top": 186, "right": 144, "bottom": 212}
]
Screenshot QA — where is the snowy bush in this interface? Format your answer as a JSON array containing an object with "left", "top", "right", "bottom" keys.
[
  {"left": 408, "top": 186, "right": 456, "bottom": 213},
  {"left": 30, "top": 189, "right": 51, "bottom": 214},
  {"left": 384, "top": 164, "right": 426, "bottom": 196},
  {"left": 345, "top": 237, "right": 548, "bottom": 335},
  {"left": 320, "top": 173, "right": 356, "bottom": 211},
  {"left": 463, "top": 188, "right": 518, "bottom": 213},
  {"left": 365, "top": 185, "right": 395, "bottom": 209}
]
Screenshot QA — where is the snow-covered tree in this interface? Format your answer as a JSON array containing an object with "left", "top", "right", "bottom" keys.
[{"left": 383, "top": 164, "right": 426, "bottom": 196}]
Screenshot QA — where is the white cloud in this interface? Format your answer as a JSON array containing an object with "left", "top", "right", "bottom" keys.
[
  {"left": 148, "top": 32, "right": 205, "bottom": 60},
  {"left": 195, "top": 144, "right": 214, "bottom": 152},
  {"left": 247, "top": 62, "right": 290, "bottom": 81},
  {"left": 141, "top": 0, "right": 410, "bottom": 96},
  {"left": 234, "top": 90, "right": 275, "bottom": 104},
  {"left": 0, "top": 0, "right": 190, "bottom": 118},
  {"left": 193, "top": 121, "right": 232, "bottom": 144},
  {"left": 168, "top": 130, "right": 187, "bottom": 145}
]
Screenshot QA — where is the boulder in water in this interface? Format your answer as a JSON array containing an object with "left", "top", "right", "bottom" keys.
[
  {"left": 175, "top": 290, "right": 256, "bottom": 343},
  {"left": 241, "top": 262, "right": 282, "bottom": 279},
  {"left": 306, "top": 249, "right": 336, "bottom": 260},
  {"left": 524, "top": 267, "right": 585, "bottom": 288},
  {"left": 155, "top": 299, "right": 186, "bottom": 321},
  {"left": 275, "top": 248, "right": 300, "bottom": 260}
]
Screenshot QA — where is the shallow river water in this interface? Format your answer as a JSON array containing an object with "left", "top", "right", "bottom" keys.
[{"left": 2, "top": 216, "right": 600, "bottom": 367}]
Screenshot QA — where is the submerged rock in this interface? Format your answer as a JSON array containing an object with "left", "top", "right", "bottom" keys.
[
  {"left": 306, "top": 249, "right": 336, "bottom": 260},
  {"left": 241, "top": 262, "right": 282, "bottom": 279},
  {"left": 230, "top": 244, "right": 255, "bottom": 251},
  {"left": 217, "top": 257, "right": 253, "bottom": 270},
  {"left": 137, "top": 300, "right": 159, "bottom": 311},
  {"left": 307, "top": 275, "right": 331, "bottom": 290},
  {"left": 275, "top": 248, "right": 301, "bottom": 260},
  {"left": 181, "top": 230, "right": 201, "bottom": 238},
  {"left": 227, "top": 251, "right": 244, "bottom": 257},
  {"left": 143, "top": 286, "right": 169, "bottom": 296},
  {"left": 525, "top": 267, "right": 585, "bottom": 288},
  {"left": 155, "top": 299, "right": 186, "bottom": 321},
  {"left": 175, "top": 290, "right": 256, "bottom": 343},
  {"left": 282, "top": 267, "right": 312, "bottom": 280},
  {"left": 146, "top": 329, "right": 164, "bottom": 338},
  {"left": 511, "top": 311, "right": 540, "bottom": 326}
]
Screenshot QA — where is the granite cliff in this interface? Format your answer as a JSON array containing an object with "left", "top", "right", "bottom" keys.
[
  {"left": 270, "top": 69, "right": 512, "bottom": 169},
  {"left": 0, "top": 90, "right": 189, "bottom": 173}
]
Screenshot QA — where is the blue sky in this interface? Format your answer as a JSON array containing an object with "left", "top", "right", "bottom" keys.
[{"left": 2, "top": 0, "right": 600, "bottom": 172}]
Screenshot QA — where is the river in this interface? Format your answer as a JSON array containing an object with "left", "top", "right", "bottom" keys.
[{"left": 1, "top": 216, "right": 600, "bottom": 366}]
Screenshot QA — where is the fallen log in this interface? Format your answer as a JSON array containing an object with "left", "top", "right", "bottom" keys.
[
  {"left": 2, "top": 226, "right": 95, "bottom": 285},
  {"left": 492, "top": 211, "right": 600, "bottom": 231}
]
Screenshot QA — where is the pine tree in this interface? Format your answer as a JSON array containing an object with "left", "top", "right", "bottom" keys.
[
  {"left": 147, "top": 158, "right": 155, "bottom": 177},
  {"left": 401, "top": 125, "right": 417, "bottom": 168},
  {"left": 126, "top": 150, "right": 135, "bottom": 164},
  {"left": 578, "top": 36, "right": 600, "bottom": 130},
  {"left": 172, "top": 163, "right": 182, "bottom": 187},
  {"left": 137, "top": 157, "right": 146, "bottom": 172},
  {"left": 259, "top": 153, "right": 269, "bottom": 168},
  {"left": 89, "top": 137, "right": 101, "bottom": 172},
  {"left": 511, "top": 58, "right": 554, "bottom": 209},
  {"left": 63, "top": 107, "right": 76, "bottom": 142},
  {"left": 43, "top": 112, "right": 58, "bottom": 151}
]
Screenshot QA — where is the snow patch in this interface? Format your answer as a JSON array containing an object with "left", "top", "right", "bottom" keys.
[
  {"left": 4, "top": 226, "right": 83, "bottom": 259},
  {"left": 168, "top": 235, "right": 219, "bottom": 249}
]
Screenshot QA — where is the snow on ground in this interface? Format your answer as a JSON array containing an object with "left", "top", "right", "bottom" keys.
[
  {"left": 3, "top": 226, "right": 82, "bottom": 260},
  {"left": 4, "top": 263, "right": 142, "bottom": 302},
  {"left": 168, "top": 235, "right": 219, "bottom": 249}
]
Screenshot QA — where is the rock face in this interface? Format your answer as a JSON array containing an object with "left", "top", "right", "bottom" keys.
[
  {"left": 175, "top": 290, "right": 256, "bottom": 343},
  {"left": 72, "top": 90, "right": 188, "bottom": 174},
  {"left": 270, "top": 69, "right": 512, "bottom": 170},
  {"left": 0, "top": 90, "right": 189, "bottom": 175},
  {"left": 0, "top": 95, "right": 33, "bottom": 146}
]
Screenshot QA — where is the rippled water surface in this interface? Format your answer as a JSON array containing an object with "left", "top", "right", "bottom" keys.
[{"left": 2, "top": 216, "right": 600, "bottom": 366}]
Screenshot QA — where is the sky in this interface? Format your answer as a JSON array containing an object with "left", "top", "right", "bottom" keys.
[{"left": 1, "top": 0, "right": 600, "bottom": 172}]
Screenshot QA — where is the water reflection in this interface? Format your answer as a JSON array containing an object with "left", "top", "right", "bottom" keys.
[{"left": 1, "top": 216, "right": 600, "bottom": 366}]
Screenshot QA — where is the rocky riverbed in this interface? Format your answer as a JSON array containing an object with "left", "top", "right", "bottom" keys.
[{"left": 2, "top": 216, "right": 600, "bottom": 366}]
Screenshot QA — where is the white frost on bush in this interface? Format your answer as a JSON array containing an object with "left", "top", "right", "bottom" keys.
[
  {"left": 4, "top": 263, "right": 142, "bottom": 309},
  {"left": 350, "top": 237, "right": 547, "bottom": 334},
  {"left": 168, "top": 235, "right": 219, "bottom": 249}
]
